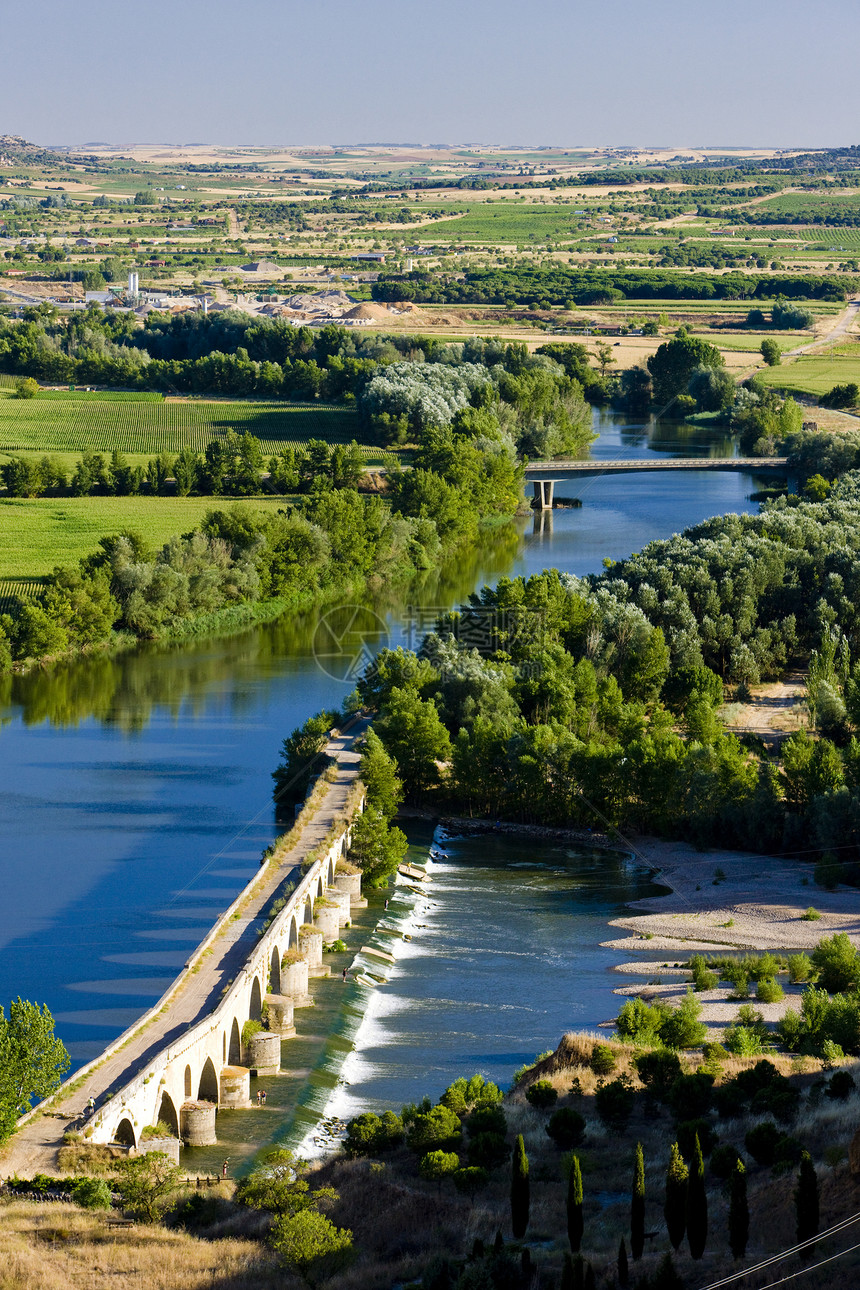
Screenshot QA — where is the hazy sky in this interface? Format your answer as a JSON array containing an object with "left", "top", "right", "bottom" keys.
[{"left": 3, "top": 0, "right": 858, "bottom": 148}]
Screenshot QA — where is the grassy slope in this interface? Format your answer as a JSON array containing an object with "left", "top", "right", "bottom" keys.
[
  {"left": 758, "top": 352, "right": 860, "bottom": 396},
  {"left": 0, "top": 496, "right": 292, "bottom": 580}
]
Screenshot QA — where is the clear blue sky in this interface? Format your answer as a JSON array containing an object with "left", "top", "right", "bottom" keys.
[{"left": 3, "top": 0, "right": 857, "bottom": 148}]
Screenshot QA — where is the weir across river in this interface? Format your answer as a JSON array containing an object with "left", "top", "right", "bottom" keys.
[{"left": 1, "top": 724, "right": 367, "bottom": 1176}]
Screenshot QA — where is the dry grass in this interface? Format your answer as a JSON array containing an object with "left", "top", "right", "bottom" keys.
[{"left": 0, "top": 1199, "right": 288, "bottom": 1290}]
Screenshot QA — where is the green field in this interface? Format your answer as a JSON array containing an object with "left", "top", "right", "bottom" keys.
[
  {"left": 758, "top": 353, "right": 860, "bottom": 397},
  {"left": 411, "top": 203, "right": 591, "bottom": 244},
  {"left": 0, "top": 395, "right": 383, "bottom": 461},
  {"left": 0, "top": 495, "right": 293, "bottom": 580}
]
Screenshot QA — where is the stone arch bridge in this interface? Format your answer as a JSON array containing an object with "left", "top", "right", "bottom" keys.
[{"left": 90, "top": 827, "right": 363, "bottom": 1153}]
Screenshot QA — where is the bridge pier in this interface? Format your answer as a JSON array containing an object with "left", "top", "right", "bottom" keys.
[
  {"left": 181, "top": 1101, "right": 217, "bottom": 1145},
  {"left": 532, "top": 479, "right": 555, "bottom": 511},
  {"left": 265, "top": 993, "right": 296, "bottom": 1036},
  {"left": 281, "top": 951, "right": 314, "bottom": 1003},
  {"left": 327, "top": 887, "right": 352, "bottom": 926},
  {"left": 299, "top": 925, "right": 329, "bottom": 979},
  {"left": 248, "top": 1031, "right": 282, "bottom": 1076},
  {"left": 334, "top": 868, "right": 366, "bottom": 909},
  {"left": 219, "top": 1066, "right": 251, "bottom": 1108}
]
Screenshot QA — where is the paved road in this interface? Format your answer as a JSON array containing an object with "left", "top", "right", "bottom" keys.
[
  {"left": 786, "top": 298, "right": 860, "bottom": 357},
  {"left": 0, "top": 723, "right": 365, "bottom": 1178}
]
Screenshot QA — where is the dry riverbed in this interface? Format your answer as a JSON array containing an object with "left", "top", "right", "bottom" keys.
[{"left": 605, "top": 838, "right": 860, "bottom": 1036}]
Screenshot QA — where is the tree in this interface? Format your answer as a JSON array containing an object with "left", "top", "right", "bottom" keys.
[
  {"left": 760, "top": 339, "right": 781, "bottom": 367},
  {"left": 795, "top": 1151, "right": 819, "bottom": 1253},
  {"left": 618, "top": 1237, "right": 629, "bottom": 1287},
  {"left": 272, "top": 711, "right": 339, "bottom": 814},
  {"left": 546, "top": 1107, "right": 586, "bottom": 1149},
  {"left": 510, "top": 1134, "right": 530, "bottom": 1239},
  {"left": 419, "top": 1149, "right": 460, "bottom": 1192},
  {"left": 646, "top": 335, "right": 724, "bottom": 406},
  {"left": 407, "top": 1105, "right": 462, "bottom": 1154},
  {"left": 0, "top": 998, "right": 70, "bottom": 1143},
  {"left": 347, "top": 804, "right": 407, "bottom": 888},
  {"left": 375, "top": 686, "right": 452, "bottom": 797},
  {"left": 686, "top": 1133, "right": 708, "bottom": 1260},
  {"left": 236, "top": 1148, "right": 337, "bottom": 1214},
  {"left": 811, "top": 933, "right": 860, "bottom": 993},
  {"left": 270, "top": 1208, "right": 353, "bottom": 1287},
  {"left": 664, "top": 1142, "right": 688, "bottom": 1251},
  {"left": 453, "top": 1165, "right": 488, "bottom": 1204},
  {"left": 594, "top": 341, "right": 615, "bottom": 378},
  {"left": 13, "top": 377, "right": 39, "bottom": 399},
  {"left": 116, "top": 1151, "right": 184, "bottom": 1222},
  {"left": 631, "top": 1142, "right": 645, "bottom": 1260},
  {"left": 728, "top": 1159, "right": 749, "bottom": 1259},
  {"left": 567, "top": 1154, "right": 583, "bottom": 1253},
  {"left": 358, "top": 728, "right": 403, "bottom": 818}
]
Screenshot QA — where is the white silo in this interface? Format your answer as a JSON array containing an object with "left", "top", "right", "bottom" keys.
[{"left": 128, "top": 271, "right": 139, "bottom": 298}]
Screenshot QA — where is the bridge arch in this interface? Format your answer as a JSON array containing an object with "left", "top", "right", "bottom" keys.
[
  {"left": 288, "top": 917, "right": 298, "bottom": 950},
  {"left": 184, "top": 1065, "right": 192, "bottom": 1099},
  {"left": 270, "top": 946, "right": 281, "bottom": 995},
  {"left": 316, "top": 874, "right": 325, "bottom": 899},
  {"left": 249, "top": 976, "right": 262, "bottom": 1022},
  {"left": 198, "top": 1057, "right": 218, "bottom": 1103},
  {"left": 114, "top": 1117, "right": 136, "bottom": 1148},
  {"left": 158, "top": 1091, "right": 180, "bottom": 1137},
  {"left": 229, "top": 1018, "right": 241, "bottom": 1065}
]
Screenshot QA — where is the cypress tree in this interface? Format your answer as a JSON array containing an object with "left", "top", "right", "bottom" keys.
[
  {"left": 728, "top": 1159, "right": 749, "bottom": 1260},
  {"left": 567, "top": 1154, "right": 584, "bottom": 1253},
  {"left": 618, "top": 1236, "right": 629, "bottom": 1287},
  {"left": 631, "top": 1141, "right": 646, "bottom": 1260},
  {"left": 686, "top": 1133, "right": 708, "bottom": 1260},
  {"left": 795, "top": 1151, "right": 819, "bottom": 1255},
  {"left": 510, "top": 1134, "right": 530, "bottom": 1240},
  {"left": 664, "top": 1141, "right": 688, "bottom": 1251}
]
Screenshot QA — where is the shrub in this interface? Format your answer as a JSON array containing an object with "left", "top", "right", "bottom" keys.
[
  {"left": 811, "top": 933, "right": 860, "bottom": 993},
  {"left": 689, "top": 955, "right": 718, "bottom": 992},
  {"left": 69, "top": 1176, "right": 112, "bottom": 1210},
  {"left": 546, "top": 1108, "right": 586, "bottom": 1149},
  {"left": 595, "top": 1079, "right": 635, "bottom": 1130},
  {"left": 744, "top": 1121, "right": 781, "bottom": 1166},
  {"left": 802, "top": 907, "right": 822, "bottom": 921},
  {"left": 677, "top": 1118, "right": 718, "bottom": 1159},
  {"left": 820, "top": 1038, "right": 846, "bottom": 1066},
  {"left": 452, "top": 1166, "right": 488, "bottom": 1202},
  {"left": 467, "top": 1105, "right": 506, "bottom": 1138},
  {"left": 659, "top": 993, "right": 708, "bottom": 1049},
  {"left": 407, "top": 1105, "right": 462, "bottom": 1154},
  {"left": 788, "top": 953, "right": 812, "bottom": 984},
  {"left": 826, "top": 1070, "right": 856, "bottom": 1100},
  {"left": 750, "top": 1082, "right": 800, "bottom": 1124},
  {"left": 756, "top": 977, "right": 784, "bottom": 1004},
  {"left": 525, "top": 1080, "right": 559, "bottom": 1110},
  {"left": 700, "top": 1043, "right": 728, "bottom": 1075},
  {"left": 344, "top": 1111, "right": 403, "bottom": 1156},
  {"left": 615, "top": 996, "right": 665, "bottom": 1044},
  {"left": 590, "top": 1044, "right": 618, "bottom": 1075},
  {"left": 467, "top": 1131, "right": 508, "bottom": 1170},
  {"left": 635, "top": 1050, "right": 683, "bottom": 1101},
  {"left": 419, "top": 1150, "right": 460, "bottom": 1187},
  {"left": 669, "top": 1073, "right": 715, "bottom": 1121},
  {"left": 440, "top": 1074, "right": 503, "bottom": 1114},
  {"left": 710, "top": 1144, "right": 743, "bottom": 1180},
  {"left": 723, "top": 1026, "right": 763, "bottom": 1057},
  {"left": 242, "top": 1019, "right": 263, "bottom": 1046}
]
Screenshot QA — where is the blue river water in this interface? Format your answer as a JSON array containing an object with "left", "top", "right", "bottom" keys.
[{"left": 0, "top": 410, "right": 771, "bottom": 1118}]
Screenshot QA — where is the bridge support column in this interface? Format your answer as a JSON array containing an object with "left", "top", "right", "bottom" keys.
[
  {"left": 313, "top": 901, "right": 340, "bottom": 945},
  {"left": 334, "top": 869, "right": 366, "bottom": 909},
  {"left": 532, "top": 480, "right": 555, "bottom": 511},
  {"left": 249, "top": 1031, "right": 282, "bottom": 1077},
  {"left": 301, "top": 925, "right": 330, "bottom": 977},
  {"left": 281, "top": 952, "right": 314, "bottom": 1004},
  {"left": 219, "top": 1066, "right": 251, "bottom": 1108},
  {"left": 265, "top": 993, "right": 296, "bottom": 1036},
  {"left": 327, "top": 887, "right": 352, "bottom": 927},
  {"left": 142, "top": 1134, "right": 181, "bottom": 1164},
  {"left": 181, "top": 1101, "right": 217, "bottom": 1146}
]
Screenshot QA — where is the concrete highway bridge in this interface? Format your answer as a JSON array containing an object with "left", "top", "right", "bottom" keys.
[
  {"left": 2, "top": 726, "right": 368, "bottom": 1174},
  {"left": 524, "top": 457, "right": 789, "bottom": 509}
]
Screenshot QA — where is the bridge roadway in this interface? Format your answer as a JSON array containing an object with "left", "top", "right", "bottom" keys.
[
  {"left": 0, "top": 721, "right": 367, "bottom": 1178},
  {"left": 525, "top": 457, "right": 789, "bottom": 508}
]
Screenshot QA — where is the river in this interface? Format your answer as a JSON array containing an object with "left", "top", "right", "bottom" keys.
[{"left": 0, "top": 410, "right": 773, "bottom": 1169}]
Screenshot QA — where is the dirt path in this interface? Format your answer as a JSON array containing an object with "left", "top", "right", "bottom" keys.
[
  {"left": 226, "top": 208, "right": 240, "bottom": 237},
  {"left": 786, "top": 297, "right": 860, "bottom": 356},
  {"left": 0, "top": 723, "right": 366, "bottom": 1179}
]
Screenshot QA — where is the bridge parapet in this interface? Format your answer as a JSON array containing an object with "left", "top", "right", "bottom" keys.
[{"left": 82, "top": 784, "right": 363, "bottom": 1151}]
